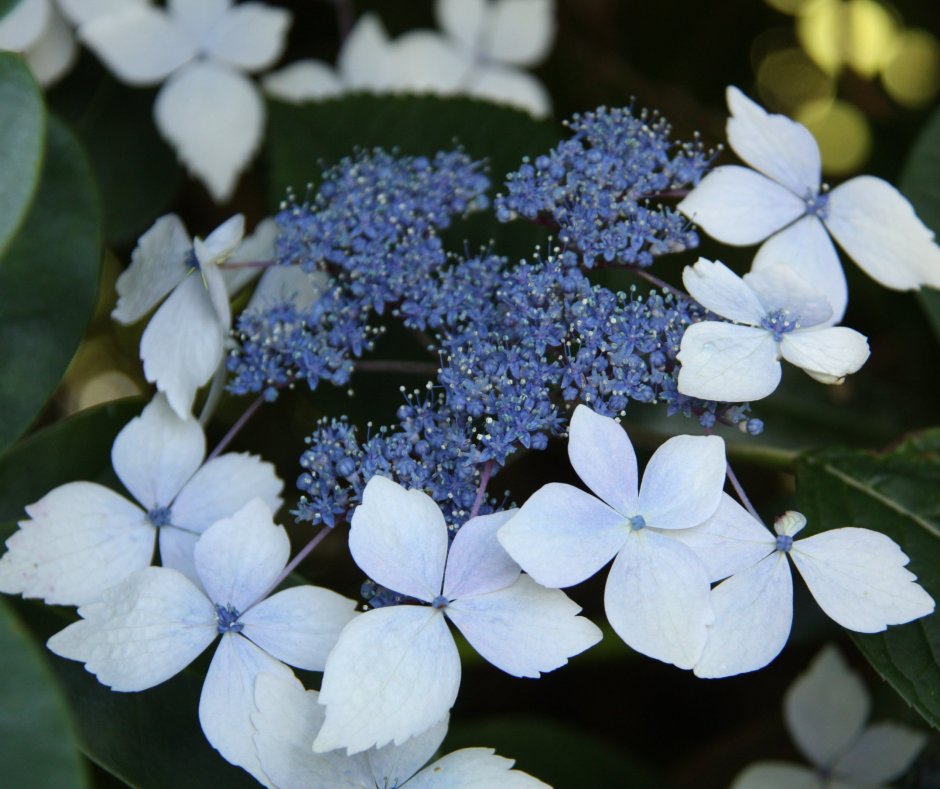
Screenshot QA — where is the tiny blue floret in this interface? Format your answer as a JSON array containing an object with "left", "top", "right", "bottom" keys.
[
  {"left": 630, "top": 515, "right": 647, "bottom": 530},
  {"left": 775, "top": 534, "right": 794, "bottom": 553},
  {"left": 430, "top": 595, "right": 450, "bottom": 610},
  {"left": 761, "top": 309, "right": 799, "bottom": 342},
  {"left": 147, "top": 506, "right": 173, "bottom": 527},
  {"left": 215, "top": 603, "right": 244, "bottom": 634}
]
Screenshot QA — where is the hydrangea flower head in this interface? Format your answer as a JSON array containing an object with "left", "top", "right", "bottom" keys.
[
  {"left": 679, "top": 86, "right": 940, "bottom": 321},
  {"left": 498, "top": 405, "right": 726, "bottom": 669},
  {"left": 677, "top": 258, "right": 870, "bottom": 401}
]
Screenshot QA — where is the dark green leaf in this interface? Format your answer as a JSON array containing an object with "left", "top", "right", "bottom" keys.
[
  {"left": 798, "top": 429, "right": 940, "bottom": 730},
  {"left": 0, "top": 115, "right": 102, "bottom": 452},
  {"left": 0, "top": 52, "right": 45, "bottom": 259},
  {"left": 0, "top": 599, "right": 88, "bottom": 789}
]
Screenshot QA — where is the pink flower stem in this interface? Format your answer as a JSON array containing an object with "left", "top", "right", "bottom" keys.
[
  {"left": 249, "top": 525, "right": 334, "bottom": 609},
  {"left": 469, "top": 460, "right": 495, "bottom": 519},
  {"left": 631, "top": 267, "right": 689, "bottom": 300},
  {"left": 725, "top": 461, "right": 763, "bottom": 524},
  {"left": 218, "top": 259, "right": 278, "bottom": 270},
  {"left": 207, "top": 395, "right": 265, "bottom": 460}
]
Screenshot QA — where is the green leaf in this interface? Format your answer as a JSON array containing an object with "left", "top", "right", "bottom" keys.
[
  {"left": 0, "top": 52, "right": 46, "bottom": 259},
  {"left": 0, "top": 600, "right": 88, "bottom": 789},
  {"left": 0, "top": 115, "right": 102, "bottom": 452},
  {"left": 798, "top": 429, "right": 940, "bottom": 730},
  {"left": 0, "top": 0, "right": 19, "bottom": 20}
]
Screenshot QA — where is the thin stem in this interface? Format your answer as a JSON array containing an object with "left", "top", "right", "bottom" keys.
[
  {"left": 208, "top": 395, "right": 264, "bottom": 460},
  {"left": 219, "top": 260, "right": 277, "bottom": 270},
  {"left": 250, "top": 526, "right": 333, "bottom": 608},
  {"left": 631, "top": 267, "right": 688, "bottom": 301},
  {"left": 355, "top": 359, "right": 439, "bottom": 376},
  {"left": 725, "top": 461, "right": 763, "bottom": 524},
  {"left": 469, "top": 460, "right": 494, "bottom": 519}
]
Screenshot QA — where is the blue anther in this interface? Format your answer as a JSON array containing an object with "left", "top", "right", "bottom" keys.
[
  {"left": 147, "top": 506, "right": 172, "bottom": 527},
  {"left": 775, "top": 534, "right": 793, "bottom": 553},
  {"left": 630, "top": 514, "right": 646, "bottom": 530},
  {"left": 215, "top": 603, "right": 244, "bottom": 634}
]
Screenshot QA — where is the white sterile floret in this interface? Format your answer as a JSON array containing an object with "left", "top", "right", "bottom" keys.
[
  {"left": 676, "top": 258, "right": 870, "bottom": 402},
  {"left": 70, "top": 0, "right": 291, "bottom": 200},
  {"left": 679, "top": 86, "right": 940, "bottom": 322},
  {"left": 732, "top": 646, "right": 927, "bottom": 789},
  {"left": 47, "top": 500, "right": 358, "bottom": 782},
  {"left": 313, "top": 475, "right": 601, "bottom": 755},
  {"left": 673, "top": 499, "right": 935, "bottom": 678},
  {"left": 498, "top": 405, "right": 726, "bottom": 670},
  {"left": 0, "top": 394, "right": 282, "bottom": 605},
  {"left": 0, "top": 0, "right": 78, "bottom": 85},
  {"left": 252, "top": 672, "right": 551, "bottom": 788}
]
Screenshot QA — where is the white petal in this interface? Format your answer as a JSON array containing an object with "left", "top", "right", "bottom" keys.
[
  {"left": 742, "top": 260, "right": 834, "bottom": 327},
  {"left": 730, "top": 762, "right": 821, "bottom": 789},
  {"left": 0, "top": 482, "right": 154, "bottom": 606},
  {"left": 223, "top": 216, "right": 278, "bottom": 296},
  {"left": 199, "top": 245, "right": 233, "bottom": 331},
  {"left": 154, "top": 61, "right": 263, "bottom": 202},
  {"left": 775, "top": 511, "right": 807, "bottom": 538},
  {"left": 198, "top": 214, "right": 245, "bottom": 265},
  {"left": 202, "top": 3, "right": 291, "bottom": 73},
  {"left": 0, "top": 0, "right": 50, "bottom": 51},
  {"left": 241, "top": 585, "right": 357, "bottom": 671},
  {"left": 443, "top": 510, "right": 520, "bottom": 600},
  {"left": 140, "top": 272, "right": 226, "bottom": 418},
  {"left": 834, "top": 722, "right": 927, "bottom": 783},
  {"left": 567, "top": 404, "right": 639, "bottom": 516},
  {"left": 314, "top": 606, "right": 459, "bottom": 754},
  {"left": 112, "top": 214, "right": 192, "bottom": 325},
  {"left": 46, "top": 566, "right": 217, "bottom": 690},
  {"left": 669, "top": 493, "right": 776, "bottom": 583},
  {"left": 168, "top": 0, "right": 229, "bottom": 41},
  {"left": 482, "top": 0, "right": 555, "bottom": 66},
  {"left": 678, "top": 166, "right": 806, "bottom": 245},
  {"left": 784, "top": 645, "right": 869, "bottom": 768},
  {"left": 681, "top": 258, "right": 766, "bottom": 325},
  {"left": 349, "top": 476, "right": 448, "bottom": 602},
  {"left": 638, "top": 434, "right": 726, "bottom": 531},
  {"left": 604, "top": 530, "right": 713, "bottom": 669},
  {"left": 726, "top": 86, "right": 822, "bottom": 198},
  {"left": 408, "top": 748, "right": 551, "bottom": 789},
  {"left": 338, "top": 12, "right": 395, "bottom": 90},
  {"left": 387, "top": 31, "right": 472, "bottom": 94},
  {"left": 751, "top": 216, "right": 847, "bottom": 324},
  {"left": 157, "top": 528, "right": 200, "bottom": 589},
  {"left": 367, "top": 718, "right": 449, "bottom": 789},
  {"left": 58, "top": 0, "right": 144, "bottom": 26},
  {"left": 111, "top": 393, "right": 205, "bottom": 510},
  {"left": 79, "top": 5, "right": 194, "bottom": 85},
  {"left": 465, "top": 64, "right": 552, "bottom": 118},
  {"left": 435, "top": 0, "right": 486, "bottom": 51},
  {"left": 790, "top": 528, "right": 935, "bottom": 632},
  {"left": 245, "top": 265, "right": 328, "bottom": 313},
  {"left": 24, "top": 6, "right": 78, "bottom": 86},
  {"left": 779, "top": 327, "right": 870, "bottom": 384},
  {"left": 262, "top": 59, "right": 344, "bottom": 102},
  {"left": 677, "top": 321, "right": 782, "bottom": 402},
  {"left": 199, "top": 633, "right": 293, "bottom": 783},
  {"left": 497, "top": 483, "right": 627, "bottom": 588},
  {"left": 826, "top": 176, "right": 940, "bottom": 290},
  {"left": 693, "top": 552, "right": 792, "bottom": 678},
  {"left": 194, "top": 499, "right": 289, "bottom": 612},
  {"left": 446, "top": 574, "right": 601, "bottom": 677}
]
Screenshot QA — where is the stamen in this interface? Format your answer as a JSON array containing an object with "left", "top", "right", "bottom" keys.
[
  {"left": 215, "top": 603, "right": 244, "bottom": 634},
  {"left": 775, "top": 534, "right": 793, "bottom": 553},
  {"left": 147, "top": 506, "right": 172, "bottom": 527},
  {"left": 629, "top": 514, "right": 646, "bottom": 530}
]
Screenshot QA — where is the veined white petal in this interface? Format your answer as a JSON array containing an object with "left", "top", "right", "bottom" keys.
[
  {"left": 443, "top": 510, "right": 520, "bottom": 600},
  {"left": 678, "top": 166, "right": 806, "bottom": 246},
  {"left": 775, "top": 511, "right": 807, "bottom": 538},
  {"left": 638, "top": 434, "right": 726, "bottom": 531},
  {"left": 784, "top": 645, "right": 869, "bottom": 768},
  {"left": 447, "top": 574, "right": 601, "bottom": 677},
  {"left": 338, "top": 12, "right": 396, "bottom": 91},
  {"left": 0, "top": 0, "right": 50, "bottom": 51},
  {"left": 497, "top": 483, "right": 627, "bottom": 588},
  {"left": 677, "top": 321, "right": 782, "bottom": 402},
  {"left": 681, "top": 258, "right": 766, "bottom": 325},
  {"left": 140, "top": 272, "right": 226, "bottom": 419},
  {"left": 193, "top": 499, "right": 289, "bottom": 612},
  {"left": 465, "top": 64, "right": 552, "bottom": 118},
  {"left": 241, "top": 585, "right": 357, "bottom": 671},
  {"left": 198, "top": 214, "right": 245, "bottom": 265},
  {"left": 0, "top": 482, "right": 154, "bottom": 606},
  {"left": 834, "top": 722, "right": 927, "bottom": 783},
  {"left": 567, "top": 404, "right": 639, "bottom": 516},
  {"left": 314, "top": 606, "right": 459, "bottom": 754},
  {"left": 482, "top": 0, "right": 555, "bottom": 66},
  {"left": 154, "top": 61, "right": 264, "bottom": 202},
  {"left": 743, "top": 261, "right": 834, "bottom": 328},
  {"left": 726, "top": 86, "right": 822, "bottom": 198},
  {"left": 408, "top": 748, "right": 551, "bottom": 789},
  {"left": 46, "top": 566, "right": 217, "bottom": 691},
  {"left": 111, "top": 394, "right": 205, "bottom": 510},
  {"left": 435, "top": 0, "right": 486, "bottom": 52},
  {"left": 751, "top": 216, "right": 847, "bottom": 324},
  {"left": 693, "top": 552, "right": 792, "bottom": 678},
  {"left": 790, "top": 528, "right": 935, "bottom": 632},
  {"left": 730, "top": 762, "right": 820, "bottom": 789},
  {"left": 23, "top": 5, "right": 78, "bottom": 86},
  {"left": 79, "top": 5, "right": 194, "bottom": 85},
  {"left": 199, "top": 246, "right": 232, "bottom": 330},
  {"left": 202, "top": 3, "right": 291, "bottom": 73},
  {"left": 157, "top": 527, "right": 200, "bottom": 589},
  {"left": 262, "top": 59, "right": 344, "bottom": 102},
  {"left": 604, "top": 530, "right": 713, "bottom": 669},
  {"left": 245, "top": 265, "right": 328, "bottom": 313},
  {"left": 223, "top": 217, "right": 279, "bottom": 296},
  {"left": 779, "top": 327, "right": 870, "bottom": 385},
  {"left": 349, "top": 476, "right": 448, "bottom": 602},
  {"left": 112, "top": 214, "right": 191, "bottom": 325},
  {"left": 199, "top": 633, "right": 293, "bottom": 783},
  {"left": 669, "top": 493, "right": 775, "bottom": 583},
  {"left": 367, "top": 718, "right": 449, "bottom": 789},
  {"left": 387, "top": 30, "right": 472, "bottom": 94},
  {"left": 826, "top": 176, "right": 939, "bottom": 290}
]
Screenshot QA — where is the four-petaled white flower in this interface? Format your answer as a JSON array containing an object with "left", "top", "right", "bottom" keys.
[
  {"left": 0, "top": 393, "right": 282, "bottom": 604},
  {"left": 47, "top": 499, "right": 358, "bottom": 783},
  {"left": 313, "top": 475, "right": 601, "bottom": 755},
  {"left": 671, "top": 498, "right": 935, "bottom": 678},
  {"left": 498, "top": 404, "right": 726, "bottom": 670},
  {"left": 732, "top": 646, "right": 927, "bottom": 789},
  {"left": 72, "top": 0, "right": 292, "bottom": 200},
  {"left": 252, "top": 672, "right": 551, "bottom": 788},
  {"left": 0, "top": 0, "right": 77, "bottom": 85},
  {"left": 679, "top": 86, "right": 940, "bottom": 322},
  {"left": 676, "top": 258, "right": 870, "bottom": 402}
]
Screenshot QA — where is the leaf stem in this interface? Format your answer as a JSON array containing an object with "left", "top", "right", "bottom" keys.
[{"left": 207, "top": 395, "right": 264, "bottom": 460}]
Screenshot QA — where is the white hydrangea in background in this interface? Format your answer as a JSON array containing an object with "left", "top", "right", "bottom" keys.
[
  {"left": 732, "top": 645, "right": 927, "bottom": 789},
  {"left": 0, "top": 0, "right": 77, "bottom": 85}
]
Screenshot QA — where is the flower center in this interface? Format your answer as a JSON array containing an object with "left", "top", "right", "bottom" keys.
[
  {"left": 804, "top": 191, "right": 829, "bottom": 219},
  {"left": 185, "top": 248, "right": 200, "bottom": 272},
  {"left": 775, "top": 534, "right": 793, "bottom": 553},
  {"left": 147, "top": 506, "right": 172, "bottom": 527},
  {"left": 629, "top": 514, "right": 646, "bottom": 531},
  {"left": 760, "top": 309, "right": 799, "bottom": 341},
  {"left": 430, "top": 595, "right": 450, "bottom": 610},
  {"left": 215, "top": 603, "right": 244, "bottom": 634}
]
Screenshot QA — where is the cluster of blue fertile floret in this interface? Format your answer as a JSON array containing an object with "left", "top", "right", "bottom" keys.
[{"left": 495, "top": 106, "right": 710, "bottom": 267}]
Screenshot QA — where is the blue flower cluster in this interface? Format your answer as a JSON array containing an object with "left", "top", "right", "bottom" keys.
[{"left": 495, "top": 106, "right": 710, "bottom": 268}]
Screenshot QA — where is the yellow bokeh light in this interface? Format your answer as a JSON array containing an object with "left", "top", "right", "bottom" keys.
[
  {"left": 797, "top": 0, "right": 898, "bottom": 77},
  {"left": 757, "top": 47, "right": 834, "bottom": 112},
  {"left": 796, "top": 98, "right": 872, "bottom": 175},
  {"left": 882, "top": 29, "right": 940, "bottom": 107}
]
